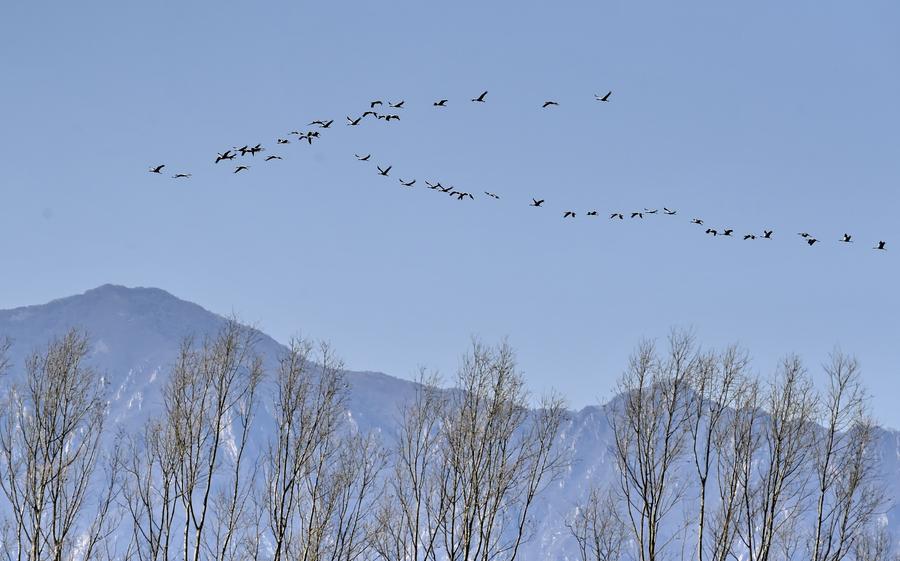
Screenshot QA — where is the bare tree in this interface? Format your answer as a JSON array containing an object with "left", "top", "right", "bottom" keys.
[
  {"left": 809, "top": 352, "right": 882, "bottom": 561},
  {"left": 567, "top": 486, "right": 626, "bottom": 561},
  {"left": 609, "top": 331, "right": 696, "bottom": 561},
  {"left": 0, "top": 330, "right": 118, "bottom": 561},
  {"left": 736, "top": 355, "right": 816, "bottom": 561}
]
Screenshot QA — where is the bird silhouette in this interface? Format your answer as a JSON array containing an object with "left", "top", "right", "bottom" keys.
[
  {"left": 472, "top": 91, "right": 488, "bottom": 103},
  {"left": 644, "top": 208, "right": 659, "bottom": 214},
  {"left": 586, "top": 211, "right": 598, "bottom": 216},
  {"left": 265, "top": 155, "right": 282, "bottom": 161},
  {"left": 389, "top": 101, "right": 405, "bottom": 109},
  {"left": 172, "top": 173, "right": 191, "bottom": 179},
  {"left": 609, "top": 213, "right": 624, "bottom": 220},
  {"left": 149, "top": 164, "right": 165, "bottom": 174},
  {"left": 425, "top": 180, "right": 441, "bottom": 190},
  {"left": 362, "top": 111, "right": 379, "bottom": 118},
  {"left": 631, "top": 212, "right": 643, "bottom": 219},
  {"left": 874, "top": 241, "right": 887, "bottom": 250},
  {"left": 277, "top": 138, "right": 290, "bottom": 144},
  {"left": 451, "top": 191, "right": 473, "bottom": 200},
  {"left": 542, "top": 101, "right": 559, "bottom": 108},
  {"left": 663, "top": 208, "right": 677, "bottom": 215},
  {"left": 234, "top": 165, "right": 250, "bottom": 174},
  {"left": 531, "top": 198, "right": 545, "bottom": 207},
  {"left": 595, "top": 91, "right": 612, "bottom": 102},
  {"left": 840, "top": 234, "right": 853, "bottom": 243},
  {"left": 484, "top": 192, "right": 500, "bottom": 199},
  {"left": 319, "top": 120, "right": 334, "bottom": 128},
  {"left": 706, "top": 229, "right": 718, "bottom": 236},
  {"left": 563, "top": 211, "right": 576, "bottom": 218},
  {"left": 355, "top": 154, "right": 371, "bottom": 161},
  {"left": 377, "top": 166, "right": 392, "bottom": 177},
  {"left": 722, "top": 229, "right": 734, "bottom": 237},
  {"left": 434, "top": 99, "right": 448, "bottom": 107},
  {"left": 399, "top": 179, "right": 415, "bottom": 187},
  {"left": 744, "top": 234, "right": 757, "bottom": 240},
  {"left": 763, "top": 230, "right": 774, "bottom": 239},
  {"left": 215, "top": 151, "right": 235, "bottom": 163},
  {"left": 439, "top": 185, "right": 454, "bottom": 193},
  {"left": 370, "top": 100, "right": 383, "bottom": 108},
  {"left": 248, "top": 144, "right": 264, "bottom": 156},
  {"left": 798, "top": 232, "right": 811, "bottom": 238},
  {"left": 691, "top": 218, "right": 704, "bottom": 225},
  {"left": 807, "top": 238, "right": 818, "bottom": 246},
  {"left": 347, "top": 116, "right": 362, "bottom": 126}
]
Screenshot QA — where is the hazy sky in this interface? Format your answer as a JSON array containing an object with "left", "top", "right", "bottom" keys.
[{"left": 2, "top": 1, "right": 899, "bottom": 425}]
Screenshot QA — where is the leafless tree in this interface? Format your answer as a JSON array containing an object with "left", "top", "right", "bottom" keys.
[
  {"left": 853, "top": 525, "right": 899, "bottom": 561},
  {"left": 0, "top": 330, "right": 119, "bottom": 561},
  {"left": 609, "top": 331, "right": 696, "bottom": 561},
  {"left": 567, "top": 486, "right": 626, "bottom": 561},
  {"left": 808, "top": 352, "right": 882, "bottom": 561}
]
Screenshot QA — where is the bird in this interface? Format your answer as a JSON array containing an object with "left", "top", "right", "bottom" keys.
[
  {"left": 149, "top": 164, "right": 165, "bottom": 174},
  {"left": 277, "top": 138, "right": 290, "bottom": 144},
  {"left": 807, "top": 238, "right": 818, "bottom": 246},
  {"left": 484, "top": 192, "right": 500, "bottom": 199},
  {"left": 172, "top": 173, "right": 191, "bottom": 179},
  {"left": 763, "top": 230, "right": 774, "bottom": 239},
  {"left": 691, "top": 218, "right": 704, "bottom": 225},
  {"left": 399, "top": 179, "right": 415, "bottom": 187},
  {"left": 234, "top": 165, "right": 250, "bottom": 174},
  {"left": 644, "top": 208, "right": 659, "bottom": 214},
  {"left": 722, "top": 229, "right": 734, "bottom": 237},
  {"left": 631, "top": 212, "right": 643, "bottom": 219},
  {"left": 563, "top": 211, "right": 576, "bottom": 218},
  {"left": 586, "top": 211, "right": 598, "bottom": 216},
  {"left": 472, "top": 91, "right": 488, "bottom": 103},
  {"left": 798, "top": 232, "right": 811, "bottom": 238},
  {"left": 744, "top": 234, "right": 757, "bottom": 240},
  {"left": 663, "top": 208, "right": 677, "bottom": 215},
  {"left": 542, "top": 101, "right": 559, "bottom": 108},
  {"left": 434, "top": 99, "right": 448, "bottom": 107},
  {"left": 425, "top": 180, "right": 442, "bottom": 190},
  {"left": 308, "top": 120, "right": 327, "bottom": 127},
  {"left": 439, "top": 185, "right": 454, "bottom": 193},
  {"left": 383, "top": 114, "right": 400, "bottom": 121},
  {"left": 706, "top": 229, "right": 718, "bottom": 236},
  {"left": 840, "top": 234, "right": 853, "bottom": 243},
  {"left": 595, "top": 91, "right": 612, "bottom": 102},
  {"left": 215, "top": 151, "right": 235, "bottom": 163},
  {"left": 347, "top": 116, "right": 362, "bottom": 126},
  {"left": 370, "top": 100, "right": 383, "bottom": 108},
  {"left": 451, "top": 191, "right": 473, "bottom": 200},
  {"left": 319, "top": 120, "right": 334, "bottom": 128},
  {"left": 609, "top": 213, "right": 624, "bottom": 220},
  {"left": 355, "top": 154, "right": 371, "bottom": 161},
  {"left": 377, "top": 165, "right": 391, "bottom": 177},
  {"left": 389, "top": 101, "right": 405, "bottom": 109},
  {"left": 248, "top": 144, "right": 264, "bottom": 156},
  {"left": 362, "top": 111, "right": 379, "bottom": 118},
  {"left": 530, "top": 198, "right": 545, "bottom": 207},
  {"left": 265, "top": 155, "right": 282, "bottom": 161},
  {"left": 874, "top": 241, "right": 887, "bottom": 251}
]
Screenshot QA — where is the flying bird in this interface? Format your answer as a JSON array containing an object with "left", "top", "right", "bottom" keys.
[
  {"left": 722, "top": 229, "right": 734, "bottom": 237},
  {"left": 265, "top": 155, "right": 282, "bottom": 161},
  {"left": 763, "top": 230, "right": 774, "bottom": 239},
  {"left": 744, "top": 234, "right": 757, "bottom": 240},
  {"left": 215, "top": 151, "right": 235, "bottom": 163},
  {"left": 586, "top": 211, "right": 598, "bottom": 216},
  {"left": 563, "top": 211, "right": 576, "bottom": 218},
  {"left": 631, "top": 212, "right": 643, "bottom": 219},
  {"left": 425, "top": 180, "right": 442, "bottom": 190},
  {"left": 840, "top": 234, "right": 853, "bottom": 243},
  {"left": 377, "top": 165, "right": 391, "bottom": 177},
  {"left": 172, "top": 173, "right": 191, "bottom": 179},
  {"left": 362, "top": 111, "right": 379, "bottom": 118},
  {"left": 530, "top": 198, "right": 545, "bottom": 207},
  {"left": 484, "top": 192, "right": 500, "bottom": 199},
  {"left": 319, "top": 120, "right": 334, "bottom": 128},
  {"left": 595, "top": 91, "right": 612, "bottom": 102},
  {"left": 706, "top": 229, "right": 718, "bottom": 236},
  {"left": 399, "top": 179, "right": 415, "bottom": 187},
  {"left": 347, "top": 116, "right": 362, "bottom": 126},
  {"left": 355, "top": 154, "right": 371, "bottom": 161},
  {"left": 798, "top": 232, "right": 811, "bottom": 238},
  {"left": 439, "top": 185, "right": 454, "bottom": 193},
  {"left": 277, "top": 138, "right": 290, "bottom": 144},
  {"left": 370, "top": 100, "right": 383, "bottom": 108},
  {"left": 389, "top": 101, "right": 405, "bottom": 109},
  {"left": 609, "top": 213, "right": 624, "bottom": 220},
  {"left": 434, "top": 99, "right": 448, "bottom": 107},
  {"left": 807, "top": 238, "right": 818, "bottom": 246},
  {"left": 149, "top": 164, "right": 165, "bottom": 174},
  {"left": 691, "top": 218, "right": 704, "bottom": 225},
  {"left": 663, "top": 208, "right": 677, "bottom": 215},
  {"left": 874, "top": 241, "right": 887, "bottom": 251},
  {"left": 542, "top": 101, "right": 559, "bottom": 108},
  {"left": 234, "top": 165, "right": 250, "bottom": 174},
  {"left": 472, "top": 91, "right": 488, "bottom": 103}
]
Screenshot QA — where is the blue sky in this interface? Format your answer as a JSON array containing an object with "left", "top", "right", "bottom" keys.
[{"left": 1, "top": 1, "right": 899, "bottom": 424}]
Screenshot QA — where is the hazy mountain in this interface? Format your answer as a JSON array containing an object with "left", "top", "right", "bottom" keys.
[{"left": 1, "top": 284, "right": 897, "bottom": 559}]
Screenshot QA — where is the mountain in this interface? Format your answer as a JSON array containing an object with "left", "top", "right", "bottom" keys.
[{"left": 0, "top": 284, "right": 897, "bottom": 559}]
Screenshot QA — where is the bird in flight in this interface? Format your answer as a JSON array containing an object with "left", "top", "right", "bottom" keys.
[
  {"left": 439, "top": 185, "right": 454, "bottom": 193},
  {"left": 706, "top": 229, "right": 718, "bottom": 236},
  {"left": 542, "top": 101, "right": 559, "bottom": 108},
  {"left": 691, "top": 218, "right": 704, "bottom": 225},
  {"left": 265, "top": 155, "right": 282, "bottom": 161},
  {"left": 530, "top": 198, "right": 545, "bottom": 207},
  {"left": 563, "top": 211, "right": 576, "bottom": 218},
  {"left": 425, "top": 180, "right": 442, "bottom": 190},
  {"left": 763, "top": 230, "right": 774, "bottom": 239},
  {"left": 319, "top": 120, "right": 334, "bottom": 128},
  {"left": 451, "top": 191, "right": 474, "bottom": 200},
  {"left": 234, "top": 165, "right": 250, "bottom": 174},
  {"left": 631, "top": 212, "right": 643, "bottom": 219},
  {"left": 355, "top": 154, "right": 371, "bottom": 161},
  {"left": 874, "top": 241, "right": 887, "bottom": 251},
  {"left": 722, "top": 229, "right": 734, "bottom": 237},
  {"left": 434, "top": 99, "right": 448, "bottom": 107},
  {"left": 399, "top": 178, "right": 415, "bottom": 187},
  {"left": 472, "top": 91, "right": 488, "bottom": 103},
  {"left": 644, "top": 208, "right": 659, "bottom": 214},
  {"left": 377, "top": 165, "right": 391, "bottom": 177},
  {"left": 248, "top": 144, "right": 264, "bottom": 156},
  {"left": 744, "top": 234, "right": 757, "bottom": 240},
  {"left": 595, "top": 91, "right": 612, "bottom": 102},
  {"left": 149, "top": 164, "right": 165, "bottom": 174},
  {"left": 663, "top": 208, "right": 677, "bottom": 215},
  {"left": 172, "top": 173, "right": 191, "bottom": 179},
  {"left": 840, "top": 234, "right": 853, "bottom": 243},
  {"left": 370, "top": 100, "right": 383, "bottom": 108},
  {"left": 277, "top": 138, "right": 290, "bottom": 144},
  {"left": 347, "top": 116, "right": 362, "bottom": 126},
  {"left": 362, "top": 111, "right": 379, "bottom": 118},
  {"left": 798, "top": 232, "right": 812, "bottom": 238},
  {"left": 484, "top": 192, "right": 500, "bottom": 199},
  {"left": 215, "top": 151, "right": 235, "bottom": 163},
  {"left": 586, "top": 211, "right": 598, "bottom": 216},
  {"left": 807, "top": 238, "right": 818, "bottom": 246},
  {"left": 389, "top": 101, "right": 405, "bottom": 109},
  {"left": 610, "top": 213, "right": 624, "bottom": 220}
]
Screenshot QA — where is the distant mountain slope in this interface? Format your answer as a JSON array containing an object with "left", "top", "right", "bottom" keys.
[{"left": 0, "top": 285, "right": 897, "bottom": 559}]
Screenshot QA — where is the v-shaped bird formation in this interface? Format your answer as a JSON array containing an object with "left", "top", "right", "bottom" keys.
[{"left": 148, "top": 90, "right": 889, "bottom": 254}]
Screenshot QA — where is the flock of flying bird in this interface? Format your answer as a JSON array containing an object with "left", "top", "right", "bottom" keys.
[{"left": 148, "top": 90, "right": 889, "bottom": 253}]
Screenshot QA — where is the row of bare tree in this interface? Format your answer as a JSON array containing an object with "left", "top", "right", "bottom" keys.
[{"left": 0, "top": 326, "right": 894, "bottom": 561}]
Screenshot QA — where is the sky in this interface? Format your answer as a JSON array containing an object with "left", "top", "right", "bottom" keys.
[{"left": 1, "top": 1, "right": 899, "bottom": 425}]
